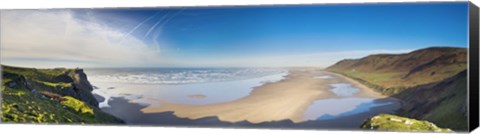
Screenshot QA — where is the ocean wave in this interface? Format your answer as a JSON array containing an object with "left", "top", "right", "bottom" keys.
[{"left": 87, "top": 68, "right": 288, "bottom": 85}]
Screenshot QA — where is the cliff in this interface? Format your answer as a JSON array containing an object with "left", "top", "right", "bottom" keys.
[
  {"left": 326, "top": 47, "right": 468, "bottom": 131},
  {"left": 361, "top": 114, "right": 453, "bottom": 132},
  {"left": 392, "top": 70, "right": 468, "bottom": 130},
  {"left": 1, "top": 65, "right": 124, "bottom": 124}
]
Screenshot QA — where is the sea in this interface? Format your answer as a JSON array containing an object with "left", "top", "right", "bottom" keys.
[
  {"left": 85, "top": 68, "right": 400, "bottom": 123},
  {"left": 85, "top": 68, "right": 289, "bottom": 108}
]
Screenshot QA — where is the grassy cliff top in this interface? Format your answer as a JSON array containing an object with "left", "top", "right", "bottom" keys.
[
  {"left": 2, "top": 65, "right": 79, "bottom": 81},
  {"left": 361, "top": 114, "right": 453, "bottom": 132},
  {"left": 1, "top": 65, "right": 123, "bottom": 124}
]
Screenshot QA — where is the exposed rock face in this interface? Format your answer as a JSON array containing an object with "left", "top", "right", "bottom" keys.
[
  {"left": 36, "top": 68, "right": 99, "bottom": 107},
  {"left": 70, "top": 69, "right": 98, "bottom": 107},
  {"left": 72, "top": 69, "right": 94, "bottom": 92},
  {"left": 1, "top": 65, "right": 123, "bottom": 124}
]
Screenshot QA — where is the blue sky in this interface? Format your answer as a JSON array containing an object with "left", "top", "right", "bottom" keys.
[{"left": 1, "top": 2, "right": 469, "bottom": 68}]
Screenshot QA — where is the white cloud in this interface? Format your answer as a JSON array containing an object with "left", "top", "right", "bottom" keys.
[
  {"left": 0, "top": 10, "right": 415, "bottom": 68},
  {"left": 1, "top": 10, "right": 163, "bottom": 68}
]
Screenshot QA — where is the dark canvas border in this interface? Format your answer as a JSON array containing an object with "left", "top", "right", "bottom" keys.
[{"left": 469, "top": 1, "right": 479, "bottom": 132}]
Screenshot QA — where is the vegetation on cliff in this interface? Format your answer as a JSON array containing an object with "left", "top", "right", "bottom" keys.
[
  {"left": 1, "top": 65, "right": 124, "bottom": 124},
  {"left": 326, "top": 47, "right": 466, "bottom": 95},
  {"left": 361, "top": 114, "right": 453, "bottom": 132},
  {"left": 393, "top": 70, "right": 468, "bottom": 130},
  {"left": 326, "top": 47, "right": 468, "bottom": 131}
]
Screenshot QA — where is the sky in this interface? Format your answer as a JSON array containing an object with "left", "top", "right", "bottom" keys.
[{"left": 0, "top": 2, "right": 469, "bottom": 68}]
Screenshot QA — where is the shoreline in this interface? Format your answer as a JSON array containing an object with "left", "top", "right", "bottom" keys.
[
  {"left": 322, "top": 71, "right": 388, "bottom": 99},
  {"left": 322, "top": 71, "right": 403, "bottom": 106},
  {"left": 88, "top": 70, "right": 288, "bottom": 107},
  {"left": 102, "top": 93, "right": 400, "bottom": 129},
  {"left": 139, "top": 68, "right": 396, "bottom": 124},
  {"left": 140, "top": 69, "right": 336, "bottom": 123}
]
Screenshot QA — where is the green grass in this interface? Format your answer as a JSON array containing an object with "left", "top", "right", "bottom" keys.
[
  {"left": 422, "top": 77, "right": 468, "bottom": 130},
  {"left": 1, "top": 65, "right": 124, "bottom": 124},
  {"left": 60, "top": 96, "right": 94, "bottom": 116},
  {"left": 2, "top": 65, "right": 77, "bottom": 82},
  {"left": 1, "top": 80, "right": 121, "bottom": 124},
  {"left": 362, "top": 114, "right": 453, "bottom": 132},
  {"left": 327, "top": 62, "right": 466, "bottom": 91},
  {"left": 2, "top": 78, "right": 13, "bottom": 84},
  {"left": 340, "top": 70, "right": 403, "bottom": 87},
  {"left": 327, "top": 69, "right": 406, "bottom": 95},
  {"left": 327, "top": 67, "right": 466, "bottom": 96},
  {"left": 1, "top": 86, "right": 93, "bottom": 123},
  {"left": 326, "top": 48, "right": 467, "bottom": 131},
  {"left": 333, "top": 69, "right": 468, "bottom": 130},
  {"left": 34, "top": 80, "right": 72, "bottom": 89}
]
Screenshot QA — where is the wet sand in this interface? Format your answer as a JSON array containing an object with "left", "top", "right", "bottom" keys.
[
  {"left": 140, "top": 69, "right": 392, "bottom": 123},
  {"left": 188, "top": 94, "right": 206, "bottom": 99},
  {"left": 323, "top": 71, "right": 388, "bottom": 99},
  {"left": 104, "top": 96, "right": 400, "bottom": 130}
]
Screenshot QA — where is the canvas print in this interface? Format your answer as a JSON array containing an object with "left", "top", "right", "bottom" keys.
[{"left": 0, "top": 2, "right": 474, "bottom": 132}]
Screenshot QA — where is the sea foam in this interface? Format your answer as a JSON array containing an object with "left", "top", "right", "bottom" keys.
[
  {"left": 87, "top": 68, "right": 289, "bottom": 108},
  {"left": 88, "top": 68, "right": 287, "bottom": 85}
]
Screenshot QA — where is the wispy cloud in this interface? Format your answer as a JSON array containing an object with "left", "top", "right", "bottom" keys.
[
  {"left": 1, "top": 10, "right": 163, "bottom": 68},
  {"left": 0, "top": 10, "right": 416, "bottom": 68}
]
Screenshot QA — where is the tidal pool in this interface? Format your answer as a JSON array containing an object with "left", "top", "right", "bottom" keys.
[
  {"left": 304, "top": 83, "right": 399, "bottom": 121},
  {"left": 314, "top": 75, "right": 333, "bottom": 79}
]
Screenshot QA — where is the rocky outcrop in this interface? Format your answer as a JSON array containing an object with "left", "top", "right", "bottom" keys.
[
  {"left": 27, "top": 68, "right": 99, "bottom": 107},
  {"left": 1, "top": 65, "right": 123, "bottom": 124},
  {"left": 69, "top": 69, "right": 98, "bottom": 107},
  {"left": 361, "top": 114, "right": 453, "bottom": 132}
]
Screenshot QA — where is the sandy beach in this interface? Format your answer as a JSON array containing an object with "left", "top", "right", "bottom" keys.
[
  {"left": 323, "top": 71, "right": 388, "bottom": 99},
  {"left": 140, "top": 68, "right": 390, "bottom": 124}
]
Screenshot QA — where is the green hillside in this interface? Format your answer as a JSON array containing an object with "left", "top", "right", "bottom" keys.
[
  {"left": 326, "top": 47, "right": 468, "bottom": 131},
  {"left": 393, "top": 70, "right": 468, "bottom": 130},
  {"left": 326, "top": 47, "right": 466, "bottom": 95},
  {"left": 1, "top": 65, "right": 124, "bottom": 124}
]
